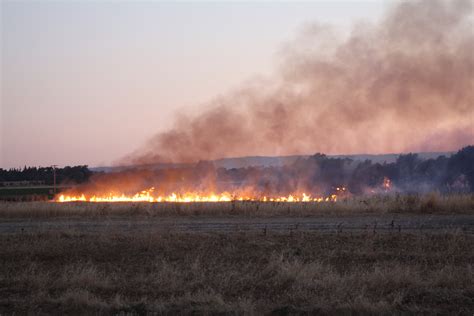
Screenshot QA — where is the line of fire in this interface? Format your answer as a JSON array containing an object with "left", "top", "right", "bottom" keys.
[
  {"left": 54, "top": 145, "right": 474, "bottom": 203},
  {"left": 56, "top": 157, "right": 395, "bottom": 203}
]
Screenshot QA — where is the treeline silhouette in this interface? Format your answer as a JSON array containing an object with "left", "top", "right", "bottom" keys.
[
  {"left": 348, "top": 146, "right": 474, "bottom": 194},
  {"left": 212, "top": 146, "right": 474, "bottom": 195},
  {"left": 0, "top": 166, "right": 92, "bottom": 186},
  {"left": 77, "top": 146, "right": 474, "bottom": 197},
  {"left": 2, "top": 146, "right": 473, "bottom": 195},
  {"left": 226, "top": 146, "right": 474, "bottom": 195}
]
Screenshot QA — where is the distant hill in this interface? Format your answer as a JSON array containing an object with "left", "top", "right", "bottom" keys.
[
  {"left": 213, "top": 152, "right": 452, "bottom": 169},
  {"left": 91, "top": 151, "right": 453, "bottom": 172},
  {"left": 331, "top": 152, "right": 453, "bottom": 164}
]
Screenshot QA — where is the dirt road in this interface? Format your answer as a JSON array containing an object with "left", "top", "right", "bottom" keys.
[{"left": 1, "top": 214, "right": 473, "bottom": 234}]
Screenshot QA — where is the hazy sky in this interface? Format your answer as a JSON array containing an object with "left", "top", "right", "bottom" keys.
[{"left": 1, "top": 1, "right": 391, "bottom": 168}]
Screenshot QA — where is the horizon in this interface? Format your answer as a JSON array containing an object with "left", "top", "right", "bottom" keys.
[{"left": 2, "top": 147, "right": 462, "bottom": 170}]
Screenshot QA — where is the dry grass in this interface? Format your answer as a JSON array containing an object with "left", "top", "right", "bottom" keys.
[
  {"left": 1, "top": 229, "right": 473, "bottom": 314},
  {"left": 0, "top": 193, "right": 472, "bottom": 218}
]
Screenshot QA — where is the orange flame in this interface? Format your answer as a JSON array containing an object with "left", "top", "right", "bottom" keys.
[
  {"left": 383, "top": 177, "right": 392, "bottom": 191},
  {"left": 56, "top": 187, "right": 343, "bottom": 203}
]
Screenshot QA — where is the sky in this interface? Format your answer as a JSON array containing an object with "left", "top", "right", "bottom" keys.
[{"left": 2, "top": 1, "right": 393, "bottom": 168}]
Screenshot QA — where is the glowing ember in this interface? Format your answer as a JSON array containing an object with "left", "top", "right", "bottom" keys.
[
  {"left": 56, "top": 187, "right": 342, "bottom": 203},
  {"left": 383, "top": 177, "right": 392, "bottom": 191}
]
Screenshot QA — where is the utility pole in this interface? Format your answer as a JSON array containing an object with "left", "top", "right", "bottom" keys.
[{"left": 52, "top": 165, "right": 58, "bottom": 194}]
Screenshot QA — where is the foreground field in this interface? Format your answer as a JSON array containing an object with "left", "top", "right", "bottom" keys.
[
  {"left": 1, "top": 229, "right": 473, "bottom": 315},
  {"left": 0, "top": 196, "right": 472, "bottom": 314}
]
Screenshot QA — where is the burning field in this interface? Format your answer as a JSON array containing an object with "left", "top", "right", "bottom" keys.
[
  {"left": 54, "top": 146, "right": 473, "bottom": 205},
  {"left": 2, "top": 0, "right": 474, "bottom": 314},
  {"left": 57, "top": 190, "right": 342, "bottom": 203},
  {"left": 20, "top": 0, "right": 474, "bottom": 206},
  {"left": 2, "top": 147, "right": 472, "bottom": 314}
]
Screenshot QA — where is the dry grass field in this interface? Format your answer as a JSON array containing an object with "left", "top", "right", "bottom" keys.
[
  {"left": 1, "top": 230, "right": 473, "bottom": 315},
  {"left": 0, "top": 194, "right": 473, "bottom": 315}
]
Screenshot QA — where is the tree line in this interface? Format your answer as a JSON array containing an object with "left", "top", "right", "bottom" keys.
[
  {"left": 0, "top": 166, "right": 92, "bottom": 186},
  {"left": 2, "top": 146, "right": 472, "bottom": 194},
  {"left": 214, "top": 146, "right": 474, "bottom": 195}
]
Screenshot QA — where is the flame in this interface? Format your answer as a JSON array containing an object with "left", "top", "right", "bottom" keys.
[
  {"left": 56, "top": 187, "right": 344, "bottom": 203},
  {"left": 383, "top": 177, "right": 392, "bottom": 191}
]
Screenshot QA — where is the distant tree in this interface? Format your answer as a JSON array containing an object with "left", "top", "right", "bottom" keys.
[{"left": 0, "top": 165, "right": 93, "bottom": 186}]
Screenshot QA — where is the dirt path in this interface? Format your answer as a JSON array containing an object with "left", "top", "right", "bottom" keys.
[{"left": 1, "top": 214, "right": 473, "bottom": 234}]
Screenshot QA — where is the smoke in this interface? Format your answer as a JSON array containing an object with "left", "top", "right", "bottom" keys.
[
  {"left": 125, "top": 0, "right": 473, "bottom": 165},
  {"left": 68, "top": 146, "right": 474, "bottom": 199}
]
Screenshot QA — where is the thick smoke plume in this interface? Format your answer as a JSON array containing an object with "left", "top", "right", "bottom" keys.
[{"left": 126, "top": 0, "right": 473, "bottom": 165}]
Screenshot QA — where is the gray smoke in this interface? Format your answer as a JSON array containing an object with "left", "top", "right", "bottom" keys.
[{"left": 125, "top": 0, "right": 474, "bottom": 165}]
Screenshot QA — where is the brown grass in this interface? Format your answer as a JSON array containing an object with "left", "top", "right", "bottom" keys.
[
  {"left": 0, "top": 193, "right": 473, "bottom": 218},
  {"left": 1, "top": 229, "right": 473, "bottom": 314}
]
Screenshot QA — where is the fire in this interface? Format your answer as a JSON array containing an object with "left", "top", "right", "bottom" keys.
[
  {"left": 383, "top": 177, "right": 392, "bottom": 191},
  {"left": 56, "top": 187, "right": 343, "bottom": 203}
]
